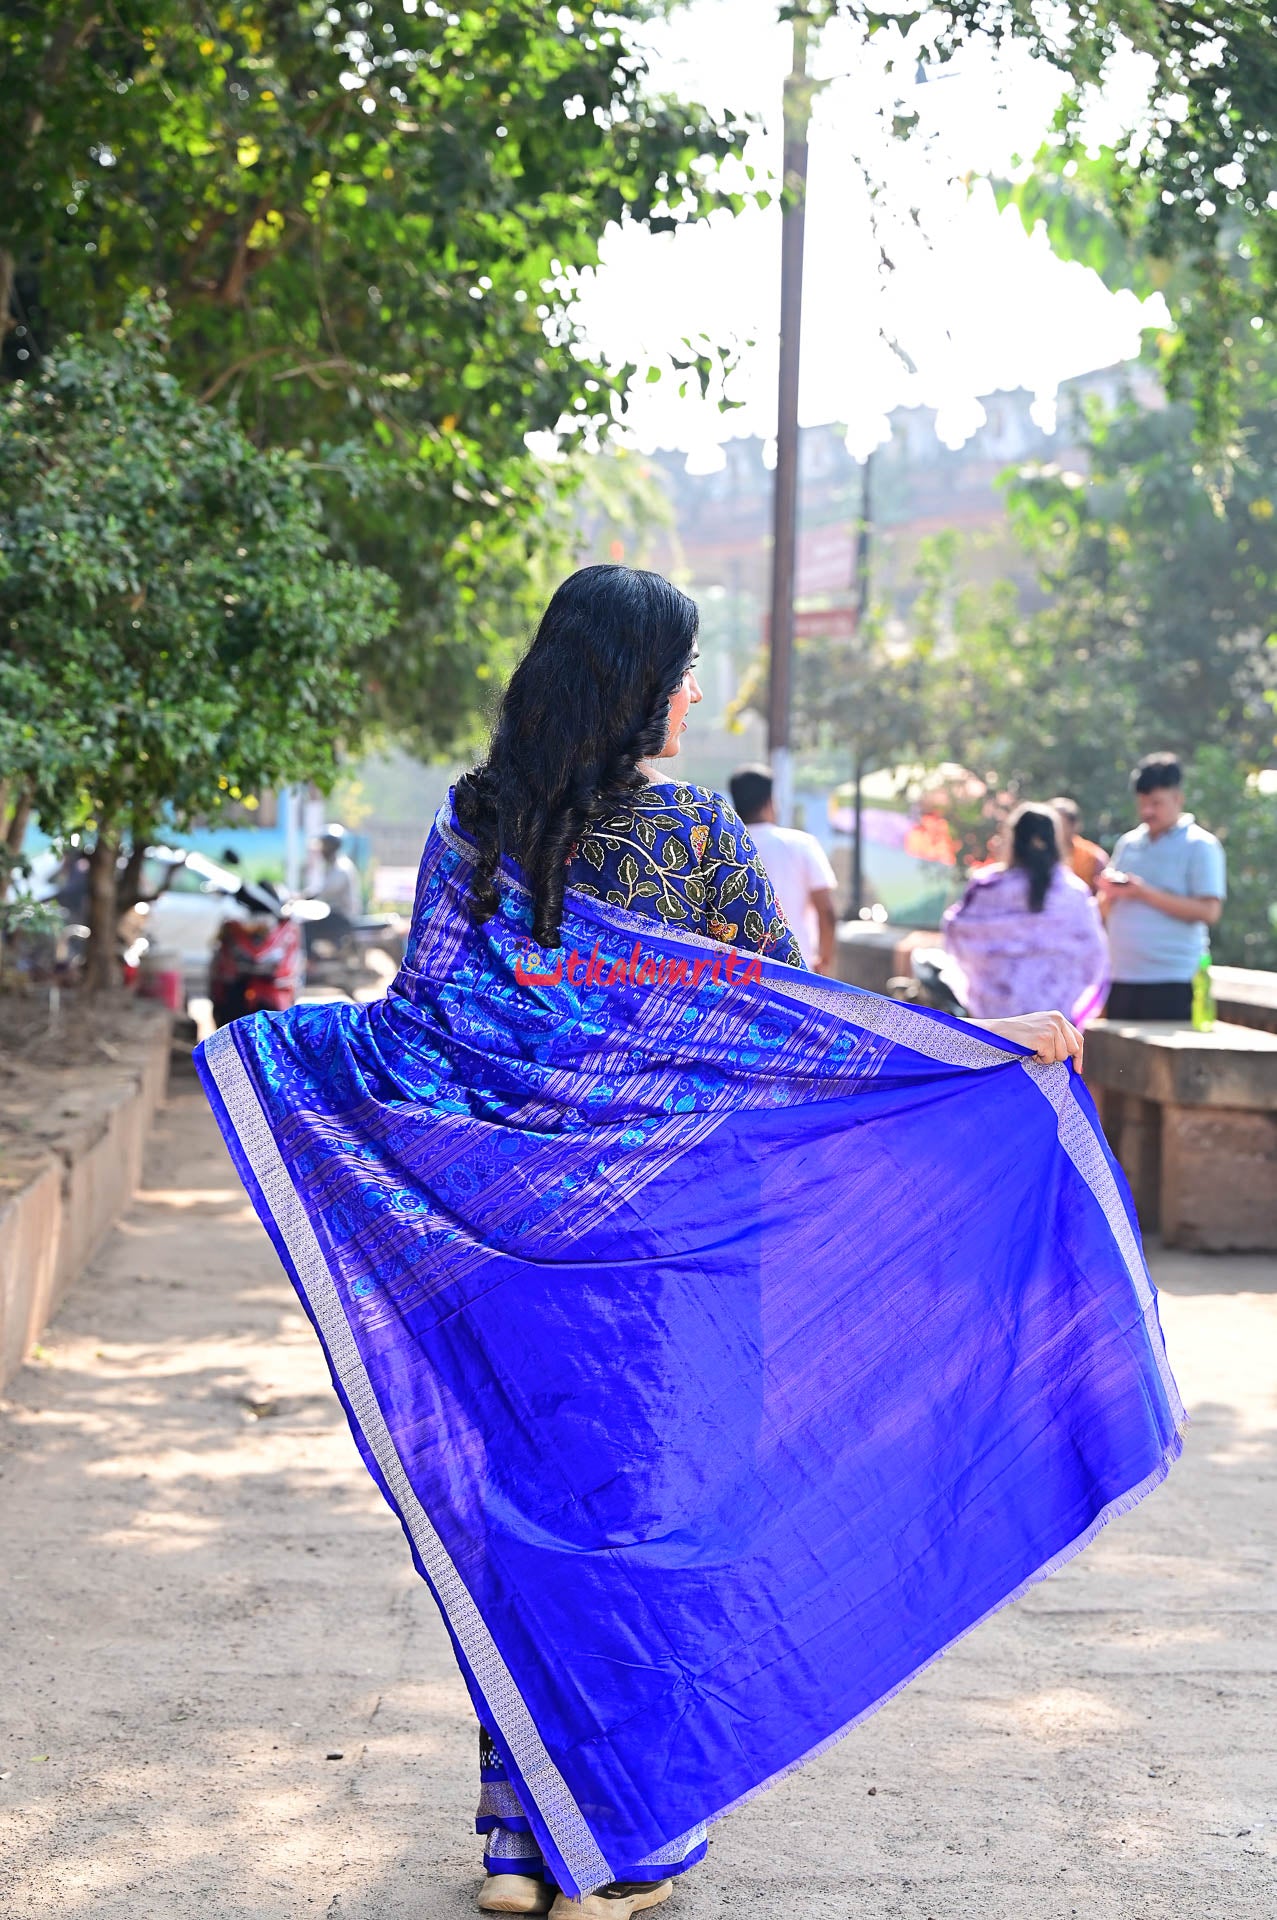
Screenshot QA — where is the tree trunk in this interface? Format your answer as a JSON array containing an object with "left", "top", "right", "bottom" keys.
[
  {"left": 85, "top": 830, "right": 119, "bottom": 994},
  {"left": 0, "top": 248, "right": 14, "bottom": 347},
  {"left": 118, "top": 838, "right": 148, "bottom": 915},
  {"left": 4, "top": 784, "right": 33, "bottom": 854}
]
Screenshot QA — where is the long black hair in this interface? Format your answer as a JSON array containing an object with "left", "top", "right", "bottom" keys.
[
  {"left": 1008, "top": 802, "right": 1061, "bottom": 913},
  {"left": 453, "top": 564, "right": 700, "bottom": 948}
]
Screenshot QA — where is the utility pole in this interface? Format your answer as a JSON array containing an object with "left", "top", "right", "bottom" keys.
[
  {"left": 766, "top": 8, "right": 814, "bottom": 828},
  {"left": 849, "top": 448, "right": 872, "bottom": 918}
]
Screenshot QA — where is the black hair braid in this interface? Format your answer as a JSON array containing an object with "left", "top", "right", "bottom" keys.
[
  {"left": 1010, "top": 803, "right": 1061, "bottom": 913},
  {"left": 452, "top": 565, "right": 698, "bottom": 949},
  {"left": 453, "top": 763, "right": 503, "bottom": 922}
]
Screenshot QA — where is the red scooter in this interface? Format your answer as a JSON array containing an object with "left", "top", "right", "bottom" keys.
[{"left": 209, "top": 882, "right": 305, "bottom": 1027}]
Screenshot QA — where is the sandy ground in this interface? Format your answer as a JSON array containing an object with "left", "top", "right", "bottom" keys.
[{"left": 1, "top": 1085, "right": 1274, "bottom": 1920}]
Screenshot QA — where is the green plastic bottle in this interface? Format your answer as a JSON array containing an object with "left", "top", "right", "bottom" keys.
[{"left": 1191, "top": 950, "right": 1216, "bottom": 1032}]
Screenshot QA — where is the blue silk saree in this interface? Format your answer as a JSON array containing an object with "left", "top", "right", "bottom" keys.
[{"left": 195, "top": 799, "right": 1184, "bottom": 1897}]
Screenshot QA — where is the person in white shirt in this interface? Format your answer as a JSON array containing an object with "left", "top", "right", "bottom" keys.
[
  {"left": 729, "top": 764, "right": 838, "bottom": 974},
  {"left": 309, "top": 823, "right": 363, "bottom": 925}
]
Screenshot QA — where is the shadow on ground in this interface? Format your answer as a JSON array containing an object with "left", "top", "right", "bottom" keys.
[{"left": 1, "top": 1095, "right": 1273, "bottom": 1919}]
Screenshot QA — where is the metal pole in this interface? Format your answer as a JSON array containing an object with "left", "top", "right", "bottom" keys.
[
  {"left": 850, "top": 450, "right": 872, "bottom": 918},
  {"left": 766, "top": 10, "right": 813, "bottom": 828}
]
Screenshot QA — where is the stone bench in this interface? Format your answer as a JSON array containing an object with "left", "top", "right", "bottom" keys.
[
  {"left": 1082, "top": 1020, "right": 1277, "bottom": 1252},
  {"left": 1211, "top": 965, "right": 1277, "bottom": 1036}
]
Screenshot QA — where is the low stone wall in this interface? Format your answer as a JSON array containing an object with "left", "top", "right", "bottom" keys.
[
  {"left": 1083, "top": 1019, "right": 1277, "bottom": 1252},
  {"left": 834, "top": 922, "right": 938, "bottom": 995},
  {"left": 1212, "top": 965, "right": 1277, "bottom": 1035},
  {"left": 0, "top": 1008, "right": 171, "bottom": 1388}
]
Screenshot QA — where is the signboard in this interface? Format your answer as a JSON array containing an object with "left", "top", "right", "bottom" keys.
[
  {"left": 797, "top": 522, "right": 856, "bottom": 596},
  {"left": 762, "top": 604, "right": 859, "bottom": 642}
]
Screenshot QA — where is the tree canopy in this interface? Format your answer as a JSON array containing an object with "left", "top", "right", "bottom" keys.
[
  {"left": 1, "top": 2, "right": 749, "bottom": 753},
  {"left": 0, "top": 301, "right": 397, "bottom": 981},
  {"left": 913, "top": 369, "right": 1277, "bottom": 962},
  {"left": 846, "top": 3, "right": 1277, "bottom": 450}
]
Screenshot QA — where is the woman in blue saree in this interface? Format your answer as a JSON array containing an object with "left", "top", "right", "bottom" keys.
[{"left": 196, "top": 567, "right": 1182, "bottom": 1919}]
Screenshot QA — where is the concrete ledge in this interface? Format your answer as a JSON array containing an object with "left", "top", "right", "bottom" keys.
[
  {"left": 835, "top": 922, "right": 937, "bottom": 995},
  {"left": 1083, "top": 1019, "right": 1277, "bottom": 1252},
  {"left": 0, "top": 1009, "right": 170, "bottom": 1389},
  {"left": 1212, "top": 965, "right": 1277, "bottom": 1035},
  {"left": 0, "top": 1153, "right": 63, "bottom": 1387},
  {"left": 1083, "top": 1018, "right": 1277, "bottom": 1111}
]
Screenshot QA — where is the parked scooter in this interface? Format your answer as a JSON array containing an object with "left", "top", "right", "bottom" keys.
[
  {"left": 209, "top": 881, "right": 305, "bottom": 1027},
  {"left": 300, "top": 903, "right": 406, "bottom": 995}
]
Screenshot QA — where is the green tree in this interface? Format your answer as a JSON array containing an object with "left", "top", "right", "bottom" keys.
[
  {"left": 987, "top": 3, "right": 1277, "bottom": 451},
  {"left": 730, "top": 600, "right": 936, "bottom": 788},
  {"left": 818, "top": 6, "right": 1277, "bottom": 449},
  {"left": 0, "top": 2, "right": 749, "bottom": 753},
  {"left": 1184, "top": 745, "right": 1277, "bottom": 969},
  {"left": 919, "top": 373, "right": 1277, "bottom": 959},
  {"left": 0, "top": 301, "right": 397, "bottom": 987}
]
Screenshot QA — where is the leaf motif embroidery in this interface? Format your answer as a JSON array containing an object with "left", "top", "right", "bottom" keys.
[
  {"left": 580, "top": 838, "right": 605, "bottom": 871},
  {"left": 661, "top": 836, "right": 689, "bottom": 872},
  {"left": 742, "top": 908, "right": 766, "bottom": 945},
  {"left": 618, "top": 853, "right": 640, "bottom": 889},
  {"left": 633, "top": 814, "right": 658, "bottom": 851},
  {"left": 717, "top": 864, "right": 752, "bottom": 910}
]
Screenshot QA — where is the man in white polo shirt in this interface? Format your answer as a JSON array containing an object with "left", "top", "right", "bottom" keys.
[
  {"left": 1098, "top": 752, "right": 1226, "bottom": 1022},
  {"left": 729, "top": 764, "right": 838, "bottom": 974}
]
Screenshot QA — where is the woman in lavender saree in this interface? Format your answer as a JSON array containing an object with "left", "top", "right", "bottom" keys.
[{"left": 196, "top": 568, "right": 1183, "bottom": 1918}]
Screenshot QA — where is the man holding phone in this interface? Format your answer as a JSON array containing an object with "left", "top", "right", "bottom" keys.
[{"left": 1098, "top": 753, "right": 1226, "bottom": 1022}]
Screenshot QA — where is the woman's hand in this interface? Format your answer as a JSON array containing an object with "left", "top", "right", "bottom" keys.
[{"left": 971, "top": 1010, "right": 1084, "bottom": 1069}]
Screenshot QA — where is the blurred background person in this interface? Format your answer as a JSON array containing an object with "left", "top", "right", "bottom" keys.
[
  {"left": 1050, "top": 796, "right": 1106, "bottom": 892},
  {"left": 308, "top": 822, "right": 363, "bottom": 925},
  {"left": 1098, "top": 753, "right": 1225, "bottom": 1022},
  {"left": 942, "top": 802, "right": 1108, "bottom": 1023},
  {"left": 729, "top": 763, "right": 838, "bottom": 974}
]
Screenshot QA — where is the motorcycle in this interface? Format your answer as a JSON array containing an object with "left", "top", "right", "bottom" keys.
[
  {"left": 300, "top": 903, "right": 406, "bottom": 997},
  {"left": 209, "top": 880, "right": 305, "bottom": 1027}
]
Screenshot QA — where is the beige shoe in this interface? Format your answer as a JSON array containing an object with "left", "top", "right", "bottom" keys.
[
  {"left": 477, "top": 1873, "right": 556, "bottom": 1915},
  {"left": 548, "top": 1880, "right": 673, "bottom": 1919}
]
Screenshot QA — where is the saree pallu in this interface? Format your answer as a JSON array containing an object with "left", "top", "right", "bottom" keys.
[{"left": 196, "top": 803, "right": 1184, "bottom": 1898}]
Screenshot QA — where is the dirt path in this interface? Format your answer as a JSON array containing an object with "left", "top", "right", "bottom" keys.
[{"left": 1, "top": 1087, "right": 1274, "bottom": 1919}]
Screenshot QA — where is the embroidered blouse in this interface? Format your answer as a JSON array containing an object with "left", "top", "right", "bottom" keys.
[{"left": 565, "top": 780, "right": 804, "bottom": 969}]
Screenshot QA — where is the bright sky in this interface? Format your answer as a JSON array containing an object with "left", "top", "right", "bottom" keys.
[{"left": 570, "top": 0, "right": 1165, "bottom": 459}]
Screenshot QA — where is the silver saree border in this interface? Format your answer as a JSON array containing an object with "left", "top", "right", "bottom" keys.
[{"left": 201, "top": 1021, "right": 616, "bottom": 1896}]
